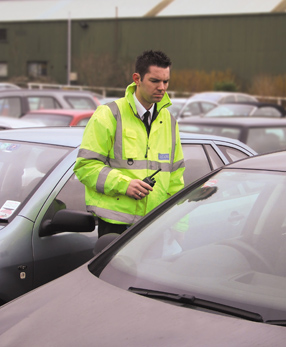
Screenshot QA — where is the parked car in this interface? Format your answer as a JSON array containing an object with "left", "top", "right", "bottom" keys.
[
  {"left": 0, "top": 82, "right": 21, "bottom": 90},
  {"left": 0, "top": 89, "right": 99, "bottom": 118},
  {"left": 22, "top": 109, "right": 95, "bottom": 126},
  {"left": 0, "top": 115, "right": 45, "bottom": 129},
  {"left": 203, "top": 102, "right": 286, "bottom": 118},
  {"left": 168, "top": 98, "right": 188, "bottom": 118},
  {"left": 190, "top": 91, "right": 258, "bottom": 104},
  {"left": 175, "top": 97, "right": 218, "bottom": 119},
  {"left": 179, "top": 116, "right": 286, "bottom": 154},
  {"left": 0, "top": 151, "right": 285, "bottom": 345},
  {"left": 0, "top": 127, "right": 255, "bottom": 305}
]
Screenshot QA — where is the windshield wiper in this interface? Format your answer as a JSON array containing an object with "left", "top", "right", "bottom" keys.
[
  {"left": 266, "top": 320, "right": 286, "bottom": 327},
  {"left": 129, "top": 287, "right": 263, "bottom": 323}
]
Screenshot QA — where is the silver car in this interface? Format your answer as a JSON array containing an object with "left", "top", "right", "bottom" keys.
[{"left": 0, "top": 89, "right": 100, "bottom": 118}]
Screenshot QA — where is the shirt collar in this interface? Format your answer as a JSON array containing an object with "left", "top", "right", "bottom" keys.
[{"left": 133, "top": 92, "right": 155, "bottom": 119}]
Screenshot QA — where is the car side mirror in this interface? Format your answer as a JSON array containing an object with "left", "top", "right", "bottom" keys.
[{"left": 40, "top": 210, "right": 95, "bottom": 237}]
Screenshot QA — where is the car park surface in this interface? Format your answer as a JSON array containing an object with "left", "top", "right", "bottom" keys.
[
  {"left": 0, "top": 89, "right": 99, "bottom": 118},
  {"left": 0, "top": 150, "right": 284, "bottom": 346},
  {"left": 179, "top": 116, "right": 286, "bottom": 154},
  {"left": 0, "top": 127, "right": 255, "bottom": 304},
  {"left": 203, "top": 102, "right": 286, "bottom": 118},
  {"left": 22, "top": 109, "right": 95, "bottom": 126}
]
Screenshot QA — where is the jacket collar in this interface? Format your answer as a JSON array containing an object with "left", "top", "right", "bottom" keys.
[{"left": 125, "top": 82, "right": 172, "bottom": 117}]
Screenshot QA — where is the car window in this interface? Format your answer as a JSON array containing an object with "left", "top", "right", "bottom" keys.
[
  {"left": 23, "top": 113, "right": 72, "bottom": 126},
  {"left": 0, "top": 142, "right": 70, "bottom": 220},
  {"left": 205, "top": 104, "right": 254, "bottom": 117},
  {"left": 27, "top": 97, "right": 61, "bottom": 110},
  {"left": 217, "top": 145, "right": 249, "bottom": 162},
  {"left": 221, "top": 95, "right": 235, "bottom": 103},
  {"left": 184, "top": 102, "right": 201, "bottom": 116},
  {"left": 252, "top": 107, "right": 282, "bottom": 117},
  {"left": 76, "top": 118, "right": 91, "bottom": 126},
  {"left": 236, "top": 95, "right": 256, "bottom": 102},
  {"left": 182, "top": 144, "right": 211, "bottom": 185},
  {"left": 178, "top": 124, "right": 241, "bottom": 141},
  {"left": 0, "top": 97, "right": 22, "bottom": 117},
  {"left": 56, "top": 173, "right": 86, "bottom": 211},
  {"left": 40, "top": 173, "right": 90, "bottom": 232},
  {"left": 65, "top": 97, "right": 96, "bottom": 110},
  {"left": 99, "top": 170, "right": 286, "bottom": 322},
  {"left": 201, "top": 102, "right": 216, "bottom": 113},
  {"left": 246, "top": 127, "right": 286, "bottom": 154}
]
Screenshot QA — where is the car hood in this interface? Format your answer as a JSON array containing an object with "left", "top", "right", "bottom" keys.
[{"left": 0, "top": 263, "right": 284, "bottom": 346}]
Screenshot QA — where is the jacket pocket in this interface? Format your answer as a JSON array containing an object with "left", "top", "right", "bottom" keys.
[{"left": 123, "top": 128, "right": 138, "bottom": 158}]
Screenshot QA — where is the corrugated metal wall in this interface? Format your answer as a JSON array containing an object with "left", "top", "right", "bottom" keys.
[{"left": 0, "top": 12, "right": 285, "bottom": 86}]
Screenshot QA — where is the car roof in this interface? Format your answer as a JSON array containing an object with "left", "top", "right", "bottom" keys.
[
  {"left": 190, "top": 91, "right": 257, "bottom": 101},
  {"left": 179, "top": 116, "right": 286, "bottom": 127},
  {"left": 228, "top": 150, "right": 286, "bottom": 171},
  {"left": 216, "top": 102, "right": 286, "bottom": 114},
  {"left": 0, "top": 126, "right": 85, "bottom": 147},
  {"left": 180, "top": 131, "right": 247, "bottom": 144},
  {"left": 0, "top": 126, "right": 255, "bottom": 151},
  {"left": 25, "top": 109, "right": 95, "bottom": 117}
]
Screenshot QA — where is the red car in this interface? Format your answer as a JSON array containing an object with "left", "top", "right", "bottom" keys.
[{"left": 22, "top": 109, "right": 95, "bottom": 126}]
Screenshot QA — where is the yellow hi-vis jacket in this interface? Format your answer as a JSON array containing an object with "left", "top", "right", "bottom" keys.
[{"left": 73, "top": 82, "right": 185, "bottom": 225}]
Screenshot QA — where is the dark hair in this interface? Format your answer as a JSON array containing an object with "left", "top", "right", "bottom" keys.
[{"left": 135, "top": 50, "right": 172, "bottom": 80}]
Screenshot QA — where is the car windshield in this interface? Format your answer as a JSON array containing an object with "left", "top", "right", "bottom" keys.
[
  {"left": 99, "top": 169, "right": 286, "bottom": 322},
  {"left": 23, "top": 113, "right": 73, "bottom": 126},
  {"left": 0, "top": 141, "right": 70, "bottom": 220},
  {"left": 205, "top": 104, "right": 254, "bottom": 117}
]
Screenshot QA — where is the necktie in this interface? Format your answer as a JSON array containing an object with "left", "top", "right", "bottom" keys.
[{"left": 143, "top": 111, "right": 151, "bottom": 135}]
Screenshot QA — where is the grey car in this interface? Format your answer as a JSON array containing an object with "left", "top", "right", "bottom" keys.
[
  {"left": 179, "top": 116, "right": 286, "bottom": 154},
  {"left": 0, "top": 150, "right": 284, "bottom": 346},
  {"left": 0, "top": 89, "right": 100, "bottom": 118},
  {"left": 0, "top": 127, "right": 255, "bottom": 304}
]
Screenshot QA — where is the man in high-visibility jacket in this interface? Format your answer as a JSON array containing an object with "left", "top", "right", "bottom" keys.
[{"left": 74, "top": 50, "right": 185, "bottom": 237}]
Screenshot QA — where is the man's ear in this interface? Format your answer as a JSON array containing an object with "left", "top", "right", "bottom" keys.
[{"left": 132, "top": 73, "right": 141, "bottom": 86}]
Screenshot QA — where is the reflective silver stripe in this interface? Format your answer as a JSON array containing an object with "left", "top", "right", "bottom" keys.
[
  {"left": 172, "top": 158, "right": 185, "bottom": 172},
  {"left": 170, "top": 115, "right": 176, "bottom": 168},
  {"left": 96, "top": 166, "right": 113, "bottom": 193},
  {"left": 87, "top": 205, "right": 142, "bottom": 224},
  {"left": 107, "top": 102, "right": 123, "bottom": 160},
  {"left": 78, "top": 148, "right": 107, "bottom": 163},
  {"left": 109, "top": 158, "right": 171, "bottom": 172},
  {"left": 107, "top": 101, "right": 120, "bottom": 121}
]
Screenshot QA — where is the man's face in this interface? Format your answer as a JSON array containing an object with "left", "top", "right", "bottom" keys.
[{"left": 133, "top": 65, "right": 170, "bottom": 110}]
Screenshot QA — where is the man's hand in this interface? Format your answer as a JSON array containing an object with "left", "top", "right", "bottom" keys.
[{"left": 126, "top": 179, "right": 153, "bottom": 200}]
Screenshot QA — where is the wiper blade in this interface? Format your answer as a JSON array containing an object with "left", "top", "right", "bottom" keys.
[
  {"left": 266, "top": 320, "right": 286, "bottom": 327},
  {"left": 129, "top": 287, "right": 263, "bottom": 323}
]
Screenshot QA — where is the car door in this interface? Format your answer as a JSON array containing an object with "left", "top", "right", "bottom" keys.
[{"left": 32, "top": 159, "right": 98, "bottom": 289}]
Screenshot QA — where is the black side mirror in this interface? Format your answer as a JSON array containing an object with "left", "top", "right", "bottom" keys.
[{"left": 40, "top": 210, "right": 95, "bottom": 237}]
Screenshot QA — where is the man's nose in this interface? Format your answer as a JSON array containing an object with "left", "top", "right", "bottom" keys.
[{"left": 158, "top": 81, "right": 165, "bottom": 90}]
